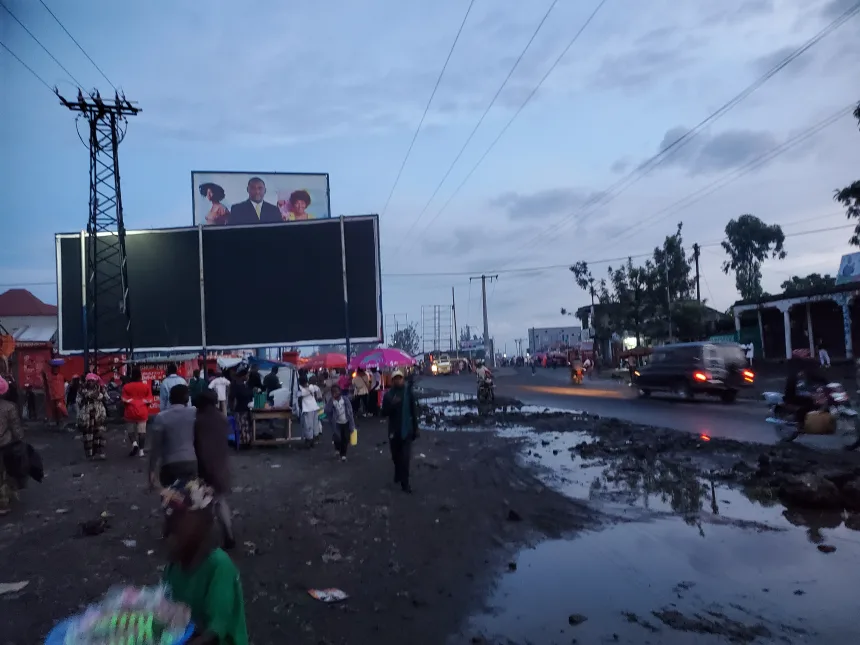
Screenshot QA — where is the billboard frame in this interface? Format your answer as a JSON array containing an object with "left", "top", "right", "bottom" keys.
[
  {"left": 55, "top": 215, "right": 382, "bottom": 354},
  {"left": 190, "top": 170, "right": 332, "bottom": 226}
]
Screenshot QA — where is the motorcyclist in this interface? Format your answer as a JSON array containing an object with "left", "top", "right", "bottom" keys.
[
  {"left": 475, "top": 359, "right": 493, "bottom": 386},
  {"left": 783, "top": 358, "right": 828, "bottom": 441}
]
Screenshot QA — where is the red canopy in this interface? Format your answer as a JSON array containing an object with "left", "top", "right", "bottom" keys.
[{"left": 304, "top": 352, "right": 347, "bottom": 370}]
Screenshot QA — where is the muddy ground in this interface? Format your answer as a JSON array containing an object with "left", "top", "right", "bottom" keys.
[{"left": 1, "top": 416, "right": 590, "bottom": 645}]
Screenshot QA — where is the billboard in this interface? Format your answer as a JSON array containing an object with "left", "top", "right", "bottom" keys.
[
  {"left": 836, "top": 252, "right": 860, "bottom": 285},
  {"left": 56, "top": 216, "right": 381, "bottom": 353},
  {"left": 192, "top": 171, "right": 330, "bottom": 226}
]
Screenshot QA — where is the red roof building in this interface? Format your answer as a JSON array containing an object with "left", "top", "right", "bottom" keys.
[{"left": 0, "top": 289, "right": 58, "bottom": 317}]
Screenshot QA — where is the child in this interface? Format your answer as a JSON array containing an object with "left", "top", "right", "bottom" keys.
[
  {"left": 324, "top": 384, "right": 355, "bottom": 462},
  {"left": 162, "top": 479, "right": 248, "bottom": 644}
]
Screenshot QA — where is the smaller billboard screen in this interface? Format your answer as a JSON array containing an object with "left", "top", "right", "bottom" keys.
[{"left": 192, "top": 171, "right": 330, "bottom": 227}]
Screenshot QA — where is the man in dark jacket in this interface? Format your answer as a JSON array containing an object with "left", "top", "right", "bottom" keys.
[
  {"left": 227, "top": 177, "right": 281, "bottom": 225},
  {"left": 381, "top": 370, "right": 419, "bottom": 493},
  {"left": 193, "top": 390, "right": 235, "bottom": 548}
]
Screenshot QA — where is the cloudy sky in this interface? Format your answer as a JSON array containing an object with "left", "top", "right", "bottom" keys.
[{"left": 2, "top": 0, "right": 859, "bottom": 353}]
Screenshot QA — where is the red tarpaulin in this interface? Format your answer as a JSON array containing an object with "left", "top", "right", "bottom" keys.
[{"left": 304, "top": 353, "right": 347, "bottom": 371}]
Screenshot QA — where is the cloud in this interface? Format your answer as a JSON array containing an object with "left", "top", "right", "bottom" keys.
[
  {"left": 591, "top": 47, "right": 697, "bottom": 91},
  {"left": 653, "top": 127, "right": 780, "bottom": 175},
  {"left": 821, "top": 0, "right": 858, "bottom": 19},
  {"left": 751, "top": 44, "right": 815, "bottom": 76},
  {"left": 489, "top": 188, "right": 605, "bottom": 219}
]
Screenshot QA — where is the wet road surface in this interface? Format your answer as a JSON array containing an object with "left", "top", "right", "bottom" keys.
[{"left": 420, "top": 371, "right": 847, "bottom": 449}]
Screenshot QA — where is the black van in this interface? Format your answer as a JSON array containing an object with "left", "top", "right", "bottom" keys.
[{"left": 633, "top": 342, "right": 754, "bottom": 403}]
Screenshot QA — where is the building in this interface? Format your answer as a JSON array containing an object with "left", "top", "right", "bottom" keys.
[
  {"left": 528, "top": 326, "right": 583, "bottom": 353},
  {"left": 0, "top": 289, "right": 58, "bottom": 341}
]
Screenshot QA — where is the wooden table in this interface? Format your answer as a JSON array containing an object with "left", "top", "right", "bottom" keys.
[{"left": 249, "top": 407, "right": 295, "bottom": 446}]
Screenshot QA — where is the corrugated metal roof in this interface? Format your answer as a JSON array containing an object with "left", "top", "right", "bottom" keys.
[
  {"left": 13, "top": 324, "right": 57, "bottom": 343},
  {"left": 0, "top": 289, "right": 58, "bottom": 316}
]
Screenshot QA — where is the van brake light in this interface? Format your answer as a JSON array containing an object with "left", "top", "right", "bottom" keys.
[{"left": 693, "top": 371, "right": 708, "bottom": 382}]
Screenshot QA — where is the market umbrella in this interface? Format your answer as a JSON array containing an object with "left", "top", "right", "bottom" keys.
[
  {"left": 304, "top": 352, "right": 347, "bottom": 370},
  {"left": 349, "top": 347, "right": 416, "bottom": 371}
]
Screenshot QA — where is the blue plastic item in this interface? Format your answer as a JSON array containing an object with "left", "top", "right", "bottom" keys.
[{"left": 45, "top": 618, "right": 195, "bottom": 645}]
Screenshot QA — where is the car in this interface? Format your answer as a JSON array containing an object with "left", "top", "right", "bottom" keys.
[
  {"left": 431, "top": 354, "right": 452, "bottom": 376},
  {"left": 632, "top": 342, "right": 754, "bottom": 403}
]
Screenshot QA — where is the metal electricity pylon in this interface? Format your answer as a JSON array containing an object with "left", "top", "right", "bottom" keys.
[{"left": 57, "top": 89, "right": 140, "bottom": 374}]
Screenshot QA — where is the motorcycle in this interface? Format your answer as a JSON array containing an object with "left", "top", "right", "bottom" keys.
[
  {"left": 764, "top": 382, "right": 858, "bottom": 438},
  {"left": 477, "top": 378, "right": 495, "bottom": 405},
  {"left": 570, "top": 362, "right": 584, "bottom": 385}
]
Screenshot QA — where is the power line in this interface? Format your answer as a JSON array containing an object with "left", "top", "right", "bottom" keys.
[
  {"left": 379, "top": 0, "right": 476, "bottom": 218},
  {"left": 393, "top": 0, "right": 561, "bottom": 257},
  {"left": 0, "top": 39, "right": 54, "bottom": 92},
  {"left": 406, "top": 0, "right": 609, "bottom": 243},
  {"left": 383, "top": 222, "right": 854, "bottom": 277},
  {"left": 612, "top": 103, "right": 857, "bottom": 245},
  {"left": 508, "top": 0, "right": 860, "bottom": 259},
  {"left": 37, "top": 0, "right": 116, "bottom": 91},
  {"left": 0, "top": 0, "right": 84, "bottom": 87}
]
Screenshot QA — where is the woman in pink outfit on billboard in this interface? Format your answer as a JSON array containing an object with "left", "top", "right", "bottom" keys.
[
  {"left": 278, "top": 189, "right": 313, "bottom": 221},
  {"left": 199, "top": 182, "right": 229, "bottom": 225}
]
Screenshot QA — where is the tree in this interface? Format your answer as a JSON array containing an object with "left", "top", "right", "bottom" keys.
[
  {"left": 721, "top": 214, "right": 786, "bottom": 301},
  {"left": 835, "top": 101, "right": 860, "bottom": 246},
  {"left": 780, "top": 273, "right": 836, "bottom": 295},
  {"left": 391, "top": 323, "right": 420, "bottom": 355}
]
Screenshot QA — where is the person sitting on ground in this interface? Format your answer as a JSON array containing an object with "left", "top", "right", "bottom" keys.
[
  {"left": 324, "top": 384, "right": 355, "bottom": 462},
  {"left": 193, "top": 390, "right": 235, "bottom": 549},
  {"left": 150, "top": 384, "right": 198, "bottom": 489},
  {"left": 161, "top": 478, "right": 248, "bottom": 645}
]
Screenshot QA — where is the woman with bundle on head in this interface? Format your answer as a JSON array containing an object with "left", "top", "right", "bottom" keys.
[{"left": 77, "top": 373, "right": 108, "bottom": 460}]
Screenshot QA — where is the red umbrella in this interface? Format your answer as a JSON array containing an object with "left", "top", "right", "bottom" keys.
[{"left": 304, "top": 352, "right": 348, "bottom": 370}]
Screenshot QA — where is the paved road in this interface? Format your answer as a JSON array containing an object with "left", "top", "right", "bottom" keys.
[{"left": 419, "top": 368, "right": 849, "bottom": 448}]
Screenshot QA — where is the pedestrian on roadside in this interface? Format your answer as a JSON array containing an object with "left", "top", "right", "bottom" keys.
[
  {"left": 0, "top": 376, "right": 24, "bottom": 515},
  {"left": 368, "top": 367, "right": 381, "bottom": 415},
  {"left": 193, "top": 390, "right": 235, "bottom": 549},
  {"left": 161, "top": 478, "right": 249, "bottom": 645},
  {"left": 297, "top": 374, "right": 322, "bottom": 446},
  {"left": 324, "top": 384, "right": 355, "bottom": 462},
  {"left": 42, "top": 363, "right": 67, "bottom": 427},
  {"left": 66, "top": 375, "right": 80, "bottom": 425},
  {"left": 381, "top": 369, "right": 419, "bottom": 493},
  {"left": 308, "top": 374, "right": 324, "bottom": 438},
  {"left": 352, "top": 368, "right": 369, "bottom": 416},
  {"left": 77, "top": 373, "right": 108, "bottom": 460},
  {"left": 160, "top": 363, "right": 188, "bottom": 411},
  {"left": 188, "top": 369, "right": 207, "bottom": 401},
  {"left": 149, "top": 384, "right": 198, "bottom": 489},
  {"left": 209, "top": 371, "right": 230, "bottom": 414},
  {"left": 337, "top": 369, "right": 351, "bottom": 394},
  {"left": 230, "top": 369, "right": 254, "bottom": 446},
  {"left": 248, "top": 363, "right": 263, "bottom": 392},
  {"left": 122, "top": 367, "right": 152, "bottom": 457}
]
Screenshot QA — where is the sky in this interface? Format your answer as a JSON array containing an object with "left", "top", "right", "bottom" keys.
[{"left": 2, "top": 0, "right": 859, "bottom": 354}]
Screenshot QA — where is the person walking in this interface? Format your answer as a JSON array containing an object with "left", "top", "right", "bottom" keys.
[
  {"left": 324, "top": 384, "right": 355, "bottom": 462},
  {"left": 297, "top": 374, "right": 321, "bottom": 446},
  {"left": 122, "top": 367, "right": 152, "bottom": 457},
  {"left": 209, "top": 371, "right": 231, "bottom": 414},
  {"left": 352, "top": 369, "right": 369, "bottom": 416},
  {"left": 381, "top": 370, "right": 419, "bottom": 493},
  {"left": 77, "top": 373, "right": 108, "bottom": 460},
  {"left": 42, "top": 363, "right": 67, "bottom": 427},
  {"left": 229, "top": 369, "right": 254, "bottom": 446},
  {"left": 159, "top": 363, "right": 187, "bottom": 411},
  {"left": 0, "top": 376, "right": 24, "bottom": 515},
  {"left": 368, "top": 367, "right": 381, "bottom": 416},
  {"left": 188, "top": 369, "right": 207, "bottom": 401},
  {"left": 149, "top": 384, "right": 198, "bottom": 489},
  {"left": 193, "top": 390, "right": 235, "bottom": 549}
]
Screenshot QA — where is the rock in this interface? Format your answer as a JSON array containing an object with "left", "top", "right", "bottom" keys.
[
  {"left": 568, "top": 613, "right": 587, "bottom": 626},
  {"left": 506, "top": 509, "right": 522, "bottom": 522},
  {"left": 507, "top": 562, "right": 517, "bottom": 572},
  {"left": 777, "top": 474, "right": 842, "bottom": 509},
  {"left": 817, "top": 544, "right": 836, "bottom": 553},
  {"left": 840, "top": 478, "right": 860, "bottom": 511},
  {"left": 845, "top": 513, "right": 860, "bottom": 531}
]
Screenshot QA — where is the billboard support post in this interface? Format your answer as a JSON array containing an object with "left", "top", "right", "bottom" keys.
[
  {"left": 340, "top": 216, "right": 351, "bottom": 361},
  {"left": 197, "top": 224, "right": 208, "bottom": 377}
]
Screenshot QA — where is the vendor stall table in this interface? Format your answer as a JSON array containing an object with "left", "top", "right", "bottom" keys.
[{"left": 250, "top": 407, "right": 295, "bottom": 446}]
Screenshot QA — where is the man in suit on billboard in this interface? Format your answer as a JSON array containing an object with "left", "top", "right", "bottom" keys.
[{"left": 227, "top": 177, "right": 282, "bottom": 225}]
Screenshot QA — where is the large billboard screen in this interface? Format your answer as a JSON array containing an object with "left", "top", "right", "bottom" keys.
[
  {"left": 192, "top": 171, "right": 330, "bottom": 227},
  {"left": 56, "top": 216, "right": 381, "bottom": 353}
]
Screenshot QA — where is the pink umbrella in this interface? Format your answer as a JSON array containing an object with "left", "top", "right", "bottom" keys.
[{"left": 348, "top": 347, "right": 416, "bottom": 371}]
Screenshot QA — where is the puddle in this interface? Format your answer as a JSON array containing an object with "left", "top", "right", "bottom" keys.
[
  {"left": 464, "top": 519, "right": 859, "bottom": 644},
  {"left": 461, "top": 432, "right": 860, "bottom": 644}
]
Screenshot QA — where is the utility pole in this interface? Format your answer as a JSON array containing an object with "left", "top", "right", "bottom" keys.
[
  {"left": 451, "top": 287, "right": 457, "bottom": 353},
  {"left": 665, "top": 262, "right": 673, "bottom": 342},
  {"left": 692, "top": 243, "right": 701, "bottom": 305},
  {"left": 57, "top": 89, "right": 140, "bottom": 375},
  {"left": 470, "top": 274, "right": 498, "bottom": 367}
]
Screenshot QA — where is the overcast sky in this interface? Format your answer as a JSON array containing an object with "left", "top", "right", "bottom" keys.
[{"left": 2, "top": 0, "right": 859, "bottom": 353}]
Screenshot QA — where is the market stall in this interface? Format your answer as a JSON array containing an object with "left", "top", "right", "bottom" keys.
[{"left": 349, "top": 347, "right": 416, "bottom": 408}]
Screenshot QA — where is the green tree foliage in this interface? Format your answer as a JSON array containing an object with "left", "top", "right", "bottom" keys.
[
  {"left": 835, "top": 102, "right": 860, "bottom": 245},
  {"left": 779, "top": 273, "right": 836, "bottom": 295},
  {"left": 721, "top": 214, "right": 786, "bottom": 301},
  {"left": 391, "top": 323, "right": 420, "bottom": 355}
]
